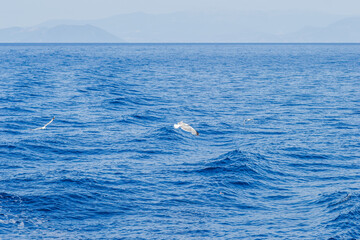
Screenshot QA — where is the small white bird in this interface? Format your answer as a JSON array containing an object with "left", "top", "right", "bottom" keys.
[
  {"left": 174, "top": 121, "right": 199, "bottom": 136},
  {"left": 243, "top": 118, "right": 253, "bottom": 125},
  {"left": 33, "top": 117, "right": 55, "bottom": 130}
]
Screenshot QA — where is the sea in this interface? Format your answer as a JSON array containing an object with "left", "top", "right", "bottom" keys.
[{"left": 0, "top": 43, "right": 359, "bottom": 239}]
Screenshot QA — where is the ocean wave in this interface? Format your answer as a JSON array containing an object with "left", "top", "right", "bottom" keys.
[
  {"left": 1, "top": 43, "right": 360, "bottom": 239},
  {"left": 184, "top": 150, "right": 285, "bottom": 192},
  {"left": 314, "top": 191, "right": 360, "bottom": 239}
]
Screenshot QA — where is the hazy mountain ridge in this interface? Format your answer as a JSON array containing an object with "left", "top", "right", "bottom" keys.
[
  {"left": 0, "top": 12, "right": 359, "bottom": 43},
  {"left": 283, "top": 17, "right": 360, "bottom": 42},
  {"left": 0, "top": 24, "right": 122, "bottom": 43}
]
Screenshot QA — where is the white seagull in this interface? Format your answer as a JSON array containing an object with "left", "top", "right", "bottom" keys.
[
  {"left": 33, "top": 117, "right": 55, "bottom": 130},
  {"left": 174, "top": 121, "right": 199, "bottom": 136}
]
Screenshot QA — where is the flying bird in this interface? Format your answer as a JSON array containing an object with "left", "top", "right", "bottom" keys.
[
  {"left": 174, "top": 121, "right": 199, "bottom": 136},
  {"left": 33, "top": 117, "right": 55, "bottom": 130}
]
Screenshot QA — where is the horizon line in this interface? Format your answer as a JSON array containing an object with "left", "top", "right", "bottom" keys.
[{"left": 0, "top": 42, "right": 360, "bottom": 45}]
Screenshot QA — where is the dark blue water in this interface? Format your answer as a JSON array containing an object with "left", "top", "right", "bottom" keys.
[{"left": 0, "top": 43, "right": 359, "bottom": 239}]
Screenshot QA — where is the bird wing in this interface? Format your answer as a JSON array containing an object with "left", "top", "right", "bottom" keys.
[
  {"left": 43, "top": 117, "right": 55, "bottom": 128},
  {"left": 33, "top": 117, "right": 54, "bottom": 130},
  {"left": 180, "top": 123, "right": 199, "bottom": 135},
  {"left": 190, "top": 127, "right": 199, "bottom": 135}
]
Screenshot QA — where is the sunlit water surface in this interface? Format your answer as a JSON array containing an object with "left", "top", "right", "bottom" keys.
[{"left": 0, "top": 43, "right": 359, "bottom": 239}]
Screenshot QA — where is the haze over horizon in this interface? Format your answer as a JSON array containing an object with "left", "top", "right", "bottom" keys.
[
  {"left": 2, "top": 0, "right": 360, "bottom": 29},
  {"left": 1, "top": 0, "right": 360, "bottom": 43}
]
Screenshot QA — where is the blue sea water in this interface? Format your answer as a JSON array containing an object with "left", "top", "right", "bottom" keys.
[{"left": 0, "top": 43, "right": 359, "bottom": 239}]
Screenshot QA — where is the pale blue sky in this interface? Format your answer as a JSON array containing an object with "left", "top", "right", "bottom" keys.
[{"left": 1, "top": 0, "right": 360, "bottom": 28}]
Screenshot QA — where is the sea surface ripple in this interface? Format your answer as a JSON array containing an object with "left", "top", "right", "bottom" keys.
[{"left": 0, "top": 43, "right": 360, "bottom": 239}]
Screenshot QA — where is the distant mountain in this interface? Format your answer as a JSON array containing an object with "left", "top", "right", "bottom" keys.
[
  {"left": 0, "top": 24, "right": 123, "bottom": 43},
  {"left": 282, "top": 17, "right": 360, "bottom": 42},
  {"left": 1, "top": 12, "right": 359, "bottom": 43},
  {"left": 86, "top": 11, "right": 345, "bottom": 42}
]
